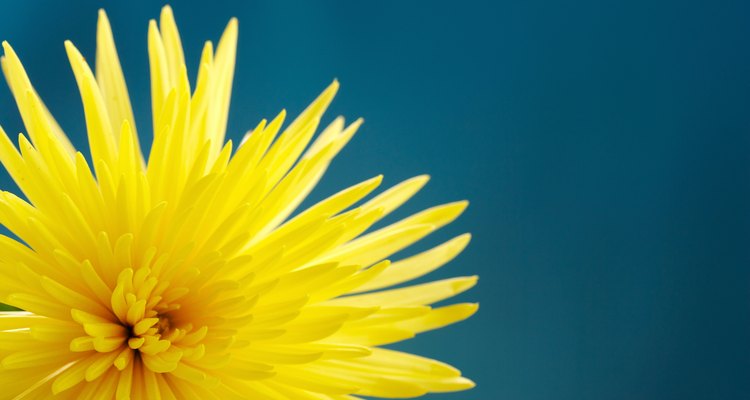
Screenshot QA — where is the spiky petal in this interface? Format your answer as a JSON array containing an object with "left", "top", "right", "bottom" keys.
[{"left": 0, "top": 6, "right": 476, "bottom": 399}]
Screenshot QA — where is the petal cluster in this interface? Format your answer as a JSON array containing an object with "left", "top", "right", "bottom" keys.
[{"left": 0, "top": 6, "right": 477, "bottom": 399}]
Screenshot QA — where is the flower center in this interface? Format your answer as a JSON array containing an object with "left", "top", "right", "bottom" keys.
[{"left": 69, "top": 266, "right": 208, "bottom": 374}]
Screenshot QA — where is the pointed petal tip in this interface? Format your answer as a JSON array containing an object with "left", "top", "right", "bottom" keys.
[
  {"left": 454, "top": 199, "right": 470, "bottom": 210},
  {"left": 455, "top": 275, "right": 479, "bottom": 293},
  {"left": 410, "top": 174, "right": 431, "bottom": 187},
  {"left": 459, "top": 376, "right": 477, "bottom": 389},
  {"left": 449, "top": 233, "right": 472, "bottom": 254},
  {"left": 1, "top": 41, "right": 17, "bottom": 62},
  {"left": 222, "top": 17, "right": 239, "bottom": 38},
  {"left": 461, "top": 302, "right": 480, "bottom": 315},
  {"left": 318, "top": 79, "right": 340, "bottom": 99},
  {"left": 161, "top": 4, "right": 174, "bottom": 16},
  {"left": 433, "top": 201, "right": 469, "bottom": 222},
  {"left": 63, "top": 40, "right": 82, "bottom": 65},
  {"left": 457, "top": 232, "right": 472, "bottom": 243},
  {"left": 97, "top": 9, "right": 112, "bottom": 34}
]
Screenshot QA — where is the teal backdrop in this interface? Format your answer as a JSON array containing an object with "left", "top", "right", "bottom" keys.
[{"left": 1, "top": 1, "right": 750, "bottom": 399}]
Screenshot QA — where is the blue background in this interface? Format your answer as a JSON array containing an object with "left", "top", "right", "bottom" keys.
[{"left": 1, "top": 1, "right": 750, "bottom": 399}]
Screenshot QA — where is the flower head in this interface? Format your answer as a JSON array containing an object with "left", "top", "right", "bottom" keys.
[{"left": 0, "top": 6, "right": 477, "bottom": 399}]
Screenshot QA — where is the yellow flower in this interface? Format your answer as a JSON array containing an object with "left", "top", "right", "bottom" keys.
[{"left": 0, "top": 6, "right": 477, "bottom": 399}]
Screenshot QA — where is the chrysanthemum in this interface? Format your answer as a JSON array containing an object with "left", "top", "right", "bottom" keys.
[{"left": 0, "top": 6, "right": 477, "bottom": 399}]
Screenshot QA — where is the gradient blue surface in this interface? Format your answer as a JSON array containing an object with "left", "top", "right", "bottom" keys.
[{"left": 1, "top": 1, "right": 750, "bottom": 399}]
